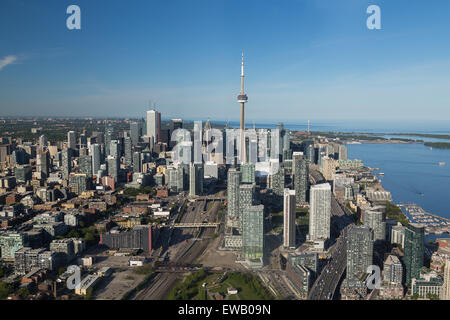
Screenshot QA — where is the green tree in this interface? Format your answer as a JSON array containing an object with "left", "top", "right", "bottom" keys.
[
  {"left": 0, "top": 282, "right": 12, "bottom": 299},
  {"left": 84, "top": 232, "right": 96, "bottom": 243},
  {"left": 17, "top": 287, "right": 30, "bottom": 298},
  {"left": 67, "top": 229, "right": 80, "bottom": 238}
]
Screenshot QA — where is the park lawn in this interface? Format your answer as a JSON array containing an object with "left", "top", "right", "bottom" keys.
[
  {"left": 296, "top": 209, "right": 309, "bottom": 226},
  {"left": 208, "top": 272, "right": 274, "bottom": 300},
  {"left": 169, "top": 271, "right": 274, "bottom": 300}
]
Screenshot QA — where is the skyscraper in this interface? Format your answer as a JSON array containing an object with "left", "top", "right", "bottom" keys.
[
  {"left": 270, "top": 166, "right": 285, "bottom": 197},
  {"left": 293, "top": 152, "right": 309, "bottom": 204},
  {"left": 404, "top": 223, "right": 425, "bottom": 286},
  {"left": 79, "top": 133, "right": 87, "bottom": 149},
  {"left": 321, "top": 156, "right": 336, "bottom": 181},
  {"left": 166, "top": 167, "right": 177, "bottom": 192},
  {"left": 107, "top": 156, "right": 119, "bottom": 180},
  {"left": 170, "top": 118, "right": 183, "bottom": 132},
  {"left": 61, "top": 148, "right": 72, "bottom": 180},
  {"left": 105, "top": 123, "right": 114, "bottom": 157},
  {"left": 239, "top": 183, "right": 256, "bottom": 233},
  {"left": 338, "top": 144, "right": 348, "bottom": 161},
  {"left": 132, "top": 151, "right": 142, "bottom": 173},
  {"left": 146, "top": 109, "right": 160, "bottom": 144},
  {"left": 237, "top": 52, "right": 248, "bottom": 164},
  {"left": 306, "top": 143, "right": 316, "bottom": 164},
  {"left": 283, "top": 189, "right": 296, "bottom": 249},
  {"left": 282, "top": 129, "right": 291, "bottom": 152},
  {"left": 79, "top": 155, "right": 92, "bottom": 176},
  {"left": 169, "top": 119, "right": 183, "bottom": 148},
  {"left": 67, "top": 131, "right": 77, "bottom": 150},
  {"left": 346, "top": 225, "right": 374, "bottom": 281},
  {"left": 124, "top": 136, "right": 132, "bottom": 167},
  {"left": 241, "top": 163, "right": 255, "bottom": 184},
  {"left": 37, "top": 149, "right": 50, "bottom": 180},
  {"left": 242, "top": 204, "right": 264, "bottom": 266},
  {"left": 383, "top": 254, "right": 403, "bottom": 285},
  {"left": 227, "top": 168, "right": 241, "bottom": 227},
  {"left": 69, "top": 174, "right": 89, "bottom": 195},
  {"left": 189, "top": 163, "right": 203, "bottom": 197},
  {"left": 308, "top": 183, "right": 331, "bottom": 241},
  {"left": 364, "top": 209, "right": 386, "bottom": 243},
  {"left": 176, "top": 165, "right": 185, "bottom": 192},
  {"left": 39, "top": 135, "right": 48, "bottom": 149},
  {"left": 110, "top": 140, "right": 120, "bottom": 160},
  {"left": 130, "top": 122, "right": 141, "bottom": 146},
  {"left": 90, "top": 144, "right": 101, "bottom": 176}
]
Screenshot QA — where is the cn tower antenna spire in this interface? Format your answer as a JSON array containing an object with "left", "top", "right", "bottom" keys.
[
  {"left": 237, "top": 52, "right": 248, "bottom": 164},
  {"left": 241, "top": 51, "right": 244, "bottom": 76}
]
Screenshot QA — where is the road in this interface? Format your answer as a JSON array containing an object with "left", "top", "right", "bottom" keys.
[
  {"left": 307, "top": 226, "right": 349, "bottom": 300},
  {"left": 307, "top": 170, "right": 355, "bottom": 300}
]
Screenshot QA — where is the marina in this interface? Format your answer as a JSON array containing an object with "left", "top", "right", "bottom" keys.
[{"left": 398, "top": 203, "right": 450, "bottom": 237}]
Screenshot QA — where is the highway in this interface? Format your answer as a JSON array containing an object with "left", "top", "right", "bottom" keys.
[
  {"left": 307, "top": 170, "right": 355, "bottom": 300},
  {"left": 307, "top": 226, "right": 349, "bottom": 300}
]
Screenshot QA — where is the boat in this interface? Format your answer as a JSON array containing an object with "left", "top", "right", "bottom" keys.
[
  {"left": 439, "top": 162, "right": 446, "bottom": 166},
  {"left": 379, "top": 172, "right": 384, "bottom": 176}
]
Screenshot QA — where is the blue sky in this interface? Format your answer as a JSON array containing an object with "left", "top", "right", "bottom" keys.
[{"left": 1, "top": 0, "right": 450, "bottom": 123}]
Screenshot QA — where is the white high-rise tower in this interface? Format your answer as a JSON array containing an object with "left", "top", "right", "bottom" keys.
[
  {"left": 146, "top": 109, "right": 159, "bottom": 144},
  {"left": 283, "top": 188, "right": 296, "bottom": 249}
]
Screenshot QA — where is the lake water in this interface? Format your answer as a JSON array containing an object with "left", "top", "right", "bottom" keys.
[
  {"left": 347, "top": 143, "right": 450, "bottom": 220},
  {"left": 212, "top": 119, "right": 450, "bottom": 135}
]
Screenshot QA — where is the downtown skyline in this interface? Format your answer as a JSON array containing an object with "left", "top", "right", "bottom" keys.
[{"left": 1, "top": 0, "right": 450, "bottom": 122}]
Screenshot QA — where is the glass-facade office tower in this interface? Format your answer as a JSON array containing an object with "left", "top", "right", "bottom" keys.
[
  {"left": 242, "top": 204, "right": 264, "bottom": 261},
  {"left": 124, "top": 136, "right": 132, "bottom": 167},
  {"left": 306, "top": 144, "right": 316, "bottom": 164},
  {"left": 239, "top": 183, "right": 256, "bottom": 233},
  {"left": 364, "top": 210, "right": 386, "bottom": 243},
  {"left": 146, "top": 109, "right": 160, "bottom": 144},
  {"left": 283, "top": 189, "right": 296, "bottom": 249},
  {"left": 67, "top": 131, "right": 77, "bottom": 150},
  {"left": 105, "top": 123, "right": 114, "bottom": 157},
  {"left": 189, "top": 163, "right": 203, "bottom": 196},
  {"left": 90, "top": 144, "right": 101, "bottom": 176},
  {"left": 270, "top": 166, "right": 285, "bottom": 197},
  {"left": 107, "top": 156, "right": 119, "bottom": 180},
  {"left": 404, "top": 223, "right": 425, "bottom": 286},
  {"left": 130, "top": 122, "right": 141, "bottom": 146},
  {"left": 110, "top": 140, "right": 120, "bottom": 160},
  {"left": 79, "top": 155, "right": 92, "bottom": 176},
  {"left": 347, "top": 225, "right": 374, "bottom": 281},
  {"left": 176, "top": 165, "right": 185, "bottom": 192},
  {"left": 37, "top": 149, "right": 50, "bottom": 180},
  {"left": 309, "top": 183, "right": 331, "bottom": 241},
  {"left": 132, "top": 152, "right": 142, "bottom": 173},
  {"left": 61, "top": 147, "right": 71, "bottom": 180},
  {"left": 227, "top": 168, "right": 241, "bottom": 226},
  {"left": 293, "top": 152, "right": 309, "bottom": 204},
  {"left": 241, "top": 163, "right": 255, "bottom": 184}
]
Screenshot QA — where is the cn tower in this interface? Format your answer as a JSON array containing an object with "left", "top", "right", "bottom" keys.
[{"left": 237, "top": 52, "right": 248, "bottom": 164}]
